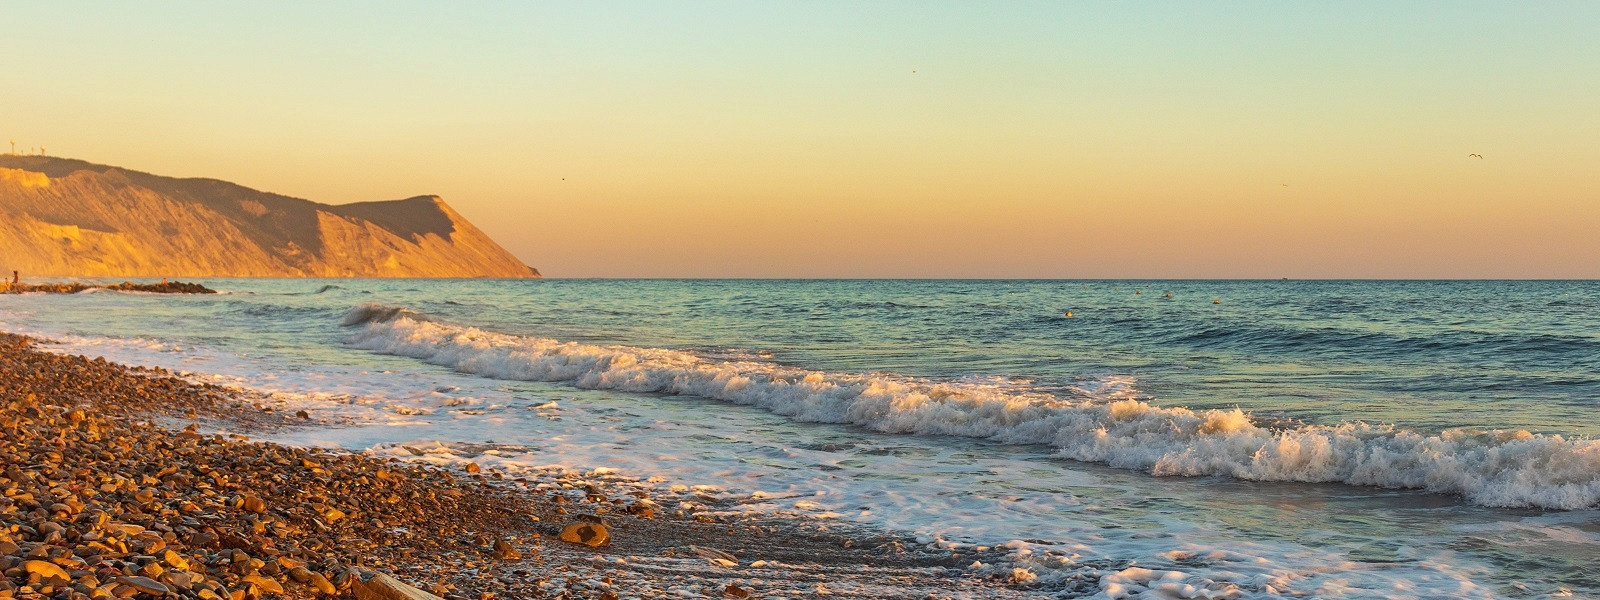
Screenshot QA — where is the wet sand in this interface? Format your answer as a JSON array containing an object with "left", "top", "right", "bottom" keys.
[{"left": 0, "top": 333, "right": 1039, "bottom": 599}]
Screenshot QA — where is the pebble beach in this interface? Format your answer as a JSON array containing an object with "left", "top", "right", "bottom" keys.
[{"left": 0, "top": 332, "right": 1041, "bottom": 600}]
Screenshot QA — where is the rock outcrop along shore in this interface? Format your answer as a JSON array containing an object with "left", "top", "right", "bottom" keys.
[
  {"left": 0, "top": 281, "right": 216, "bottom": 294},
  {"left": 0, "top": 156, "right": 538, "bottom": 279}
]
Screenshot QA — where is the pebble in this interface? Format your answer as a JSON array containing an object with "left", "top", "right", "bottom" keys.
[
  {"left": 493, "top": 539, "right": 521, "bottom": 560},
  {"left": 116, "top": 576, "right": 170, "bottom": 595},
  {"left": 307, "top": 572, "right": 337, "bottom": 595},
  {"left": 243, "top": 574, "right": 285, "bottom": 594},
  {"left": 559, "top": 523, "right": 611, "bottom": 548},
  {"left": 242, "top": 495, "right": 267, "bottom": 513},
  {"left": 22, "top": 560, "right": 68, "bottom": 581}
]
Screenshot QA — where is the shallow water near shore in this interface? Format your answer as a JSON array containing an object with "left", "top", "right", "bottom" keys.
[{"left": 3, "top": 278, "right": 1597, "bottom": 598}]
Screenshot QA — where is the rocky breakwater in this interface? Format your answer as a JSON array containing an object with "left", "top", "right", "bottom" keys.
[
  {"left": 0, "top": 334, "right": 536, "bottom": 600},
  {"left": 0, "top": 281, "right": 216, "bottom": 295}
]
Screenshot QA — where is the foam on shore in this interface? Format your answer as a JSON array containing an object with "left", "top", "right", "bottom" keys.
[{"left": 341, "top": 303, "right": 1600, "bottom": 510}]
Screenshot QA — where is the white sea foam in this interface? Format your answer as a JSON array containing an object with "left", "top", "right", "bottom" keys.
[{"left": 343, "top": 303, "right": 1600, "bottom": 510}]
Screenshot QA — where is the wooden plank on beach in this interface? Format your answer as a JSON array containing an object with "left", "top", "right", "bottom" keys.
[{"left": 351, "top": 572, "right": 446, "bottom": 600}]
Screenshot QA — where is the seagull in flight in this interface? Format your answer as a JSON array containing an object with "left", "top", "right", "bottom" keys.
[{"left": 1468, "top": 153, "right": 1483, "bottom": 159}]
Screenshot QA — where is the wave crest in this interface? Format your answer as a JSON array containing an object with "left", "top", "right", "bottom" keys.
[
  {"left": 341, "top": 303, "right": 424, "bottom": 326},
  {"left": 340, "top": 303, "right": 1600, "bottom": 509}
]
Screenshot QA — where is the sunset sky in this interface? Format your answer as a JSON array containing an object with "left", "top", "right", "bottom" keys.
[{"left": 6, "top": 2, "right": 1597, "bottom": 278}]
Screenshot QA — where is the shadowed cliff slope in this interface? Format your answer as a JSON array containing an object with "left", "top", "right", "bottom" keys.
[{"left": 0, "top": 156, "right": 538, "bottom": 278}]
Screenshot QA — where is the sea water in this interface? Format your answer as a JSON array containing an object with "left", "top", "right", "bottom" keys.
[{"left": 2, "top": 279, "right": 1596, "bottom": 598}]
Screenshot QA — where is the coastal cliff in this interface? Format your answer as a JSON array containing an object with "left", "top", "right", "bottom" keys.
[{"left": 0, "top": 156, "right": 539, "bottom": 278}]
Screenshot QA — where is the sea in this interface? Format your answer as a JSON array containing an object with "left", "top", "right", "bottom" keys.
[{"left": 2, "top": 279, "right": 1596, "bottom": 599}]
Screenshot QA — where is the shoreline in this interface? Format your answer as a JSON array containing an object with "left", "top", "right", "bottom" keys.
[
  {"left": 3, "top": 278, "right": 1593, "bottom": 598},
  {"left": 0, "top": 333, "right": 1040, "bottom": 600}
]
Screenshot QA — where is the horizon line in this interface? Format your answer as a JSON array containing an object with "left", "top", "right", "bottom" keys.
[{"left": 41, "top": 275, "right": 1600, "bottom": 282}]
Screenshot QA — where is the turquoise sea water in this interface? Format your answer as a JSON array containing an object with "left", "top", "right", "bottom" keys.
[
  {"left": 2, "top": 279, "right": 1596, "bottom": 598},
  {"left": 20, "top": 279, "right": 1599, "bottom": 433}
]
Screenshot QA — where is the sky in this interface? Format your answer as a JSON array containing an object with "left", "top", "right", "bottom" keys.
[{"left": 5, "top": 1, "right": 1598, "bottom": 278}]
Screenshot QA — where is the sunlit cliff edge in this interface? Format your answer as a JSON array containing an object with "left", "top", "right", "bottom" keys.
[{"left": 0, "top": 156, "right": 539, "bottom": 278}]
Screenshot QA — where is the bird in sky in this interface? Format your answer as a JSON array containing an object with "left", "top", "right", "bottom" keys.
[{"left": 1469, "top": 153, "right": 1483, "bottom": 159}]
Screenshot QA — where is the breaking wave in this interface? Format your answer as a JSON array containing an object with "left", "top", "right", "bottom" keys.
[{"left": 342, "top": 303, "right": 1600, "bottom": 509}]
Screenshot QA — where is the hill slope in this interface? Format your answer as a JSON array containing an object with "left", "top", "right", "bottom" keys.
[{"left": 0, "top": 156, "right": 538, "bottom": 278}]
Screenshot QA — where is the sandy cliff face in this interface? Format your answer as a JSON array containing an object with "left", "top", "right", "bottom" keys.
[{"left": 0, "top": 156, "right": 538, "bottom": 278}]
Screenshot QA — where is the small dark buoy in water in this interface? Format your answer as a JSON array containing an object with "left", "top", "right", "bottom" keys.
[{"left": 1135, "top": 290, "right": 1142, "bottom": 295}]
